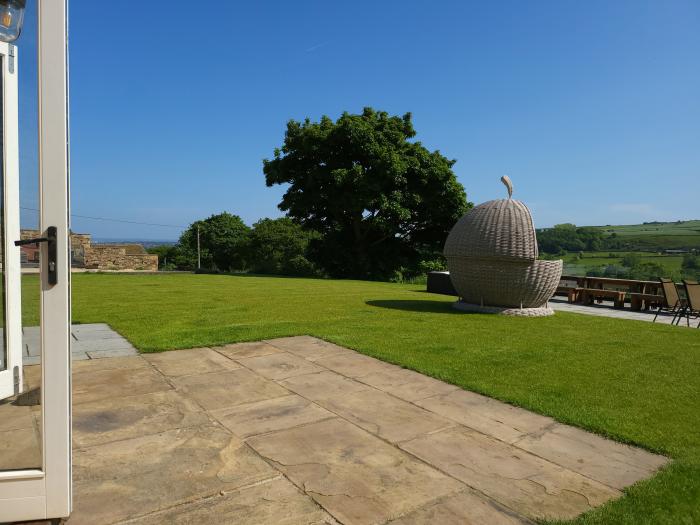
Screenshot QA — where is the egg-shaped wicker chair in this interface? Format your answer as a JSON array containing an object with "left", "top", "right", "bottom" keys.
[{"left": 444, "top": 177, "right": 562, "bottom": 313}]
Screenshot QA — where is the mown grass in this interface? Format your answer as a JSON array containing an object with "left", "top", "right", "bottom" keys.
[{"left": 21, "top": 272, "right": 700, "bottom": 524}]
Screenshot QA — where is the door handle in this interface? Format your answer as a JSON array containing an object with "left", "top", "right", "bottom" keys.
[{"left": 15, "top": 226, "right": 58, "bottom": 285}]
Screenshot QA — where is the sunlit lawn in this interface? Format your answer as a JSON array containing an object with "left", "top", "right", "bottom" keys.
[{"left": 21, "top": 273, "right": 700, "bottom": 524}]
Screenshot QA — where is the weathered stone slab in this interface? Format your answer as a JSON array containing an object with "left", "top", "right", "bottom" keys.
[
  {"left": 72, "top": 329, "right": 125, "bottom": 341},
  {"left": 144, "top": 348, "right": 240, "bottom": 378},
  {"left": 247, "top": 418, "right": 462, "bottom": 525},
  {"left": 70, "top": 425, "right": 277, "bottom": 524},
  {"left": 72, "top": 338, "right": 136, "bottom": 353},
  {"left": 71, "top": 323, "right": 112, "bottom": 333},
  {"left": 279, "top": 371, "right": 370, "bottom": 401},
  {"left": 415, "top": 389, "right": 554, "bottom": 443},
  {"left": 72, "top": 355, "right": 148, "bottom": 372},
  {"left": 266, "top": 336, "right": 350, "bottom": 361},
  {"left": 215, "top": 341, "right": 284, "bottom": 360},
  {"left": 0, "top": 427, "right": 41, "bottom": 470},
  {"left": 172, "top": 368, "right": 288, "bottom": 411},
  {"left": 22, "top": 364, "right": 42, "bottom": 391},
  {"left": 73, "top": 365, "right": 171, "bottom": 405},
  {"left": 236, "top": 352, "right": 324, "bottom": 380},
  {"left": 358, "top": 368, "right": 459, "bottom": 402},
  {"left": 388, "top": 489, "right": 531, "bottom": 525},
  {"left": 212, "top": 394, "right": 334, "bottom": 439},
  {"left": 73, "top": 390, "right": 210, "bottom": 448},
  {"left": 0, "top": 403, "right": 36, "bottom": 432},
  {"left": 128, "top": 476, "right": 334, "bottom": 525},
  {"left": 86, "top": 348, "right": 138, "bottom": 359},
  {"left": 319, "top": 389, "right": 454, "bottom": 443},
  {"left": 514, "top": 423, "right": 668, "bottom": 489},
  {"left": 315, "top": 352, "right": 396, "bottom": 378},
  {"left": 400, "top": 427, "right": 620, "bottom": 521}
]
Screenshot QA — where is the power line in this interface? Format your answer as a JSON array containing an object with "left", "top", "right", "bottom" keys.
[{"left": 19, "top": 206, "right": 186, "bottom": 229}]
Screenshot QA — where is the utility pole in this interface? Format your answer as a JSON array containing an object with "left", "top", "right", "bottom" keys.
[{"left": 196, "top": 224, "right": 201, "bottom": 270}]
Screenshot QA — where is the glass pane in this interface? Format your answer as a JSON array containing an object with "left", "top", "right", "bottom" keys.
[{"left": 0, "top": 0, "right": 42, "bottom": 471}]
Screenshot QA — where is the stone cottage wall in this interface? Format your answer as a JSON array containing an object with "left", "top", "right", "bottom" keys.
[
  {"left": 83, "top": 245, "right": 158, "bottom": 271},
  {"left": 20, "top": 229, "right": 158, "bottom": 271}
]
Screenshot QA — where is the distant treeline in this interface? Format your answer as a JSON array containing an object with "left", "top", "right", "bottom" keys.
[{"left": 537, "top": 223, "right": 700, "bottom": 254}]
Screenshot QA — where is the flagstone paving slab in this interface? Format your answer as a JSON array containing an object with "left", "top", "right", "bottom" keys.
[
  {"left": 414, "top": 388, "right": 555, "bottom": 443},
  {"left": 279, "top": 370, "right": 371, "bottom": 400},
  {"left": 212, "top": 394, "right": 334, "bottom": 439},
  {"left": 236, "top": 351, "right": 324, "bottom": 380},
  {"left": 72, "top": 365, "right": 171, "bottom": 405},
  {"left": 73, "top": 389, "right": 210, "bottom": 448},
  {"left": 215, "top": 341, "right": 284, "bottom": 360},
  {"left": 356, "top": 367, "right": 460, "bottom": 402},
  {"left": 513, "top": 422, "right": 669, "bottom": 489},
  {"left": 41, "top": 334, "right": 667, "bottom": 524},
  {"left": 387, "top": 489, "right": 532, "bottom": 525},
  {"left": 267, "top": 335, "right": 351, "bottom": 361},
  {"left": 172, "top": 368, "right": 288, "bottom": 411},
  {"left": 128, "top": 477, "right": 335, "bottom": 525},
  {"left": 0, "top": 426, "right": 41, "bottom": 470},
  {"left": 247, "top": 418, "right": 464, "bottom": 525},
  {"left": 144, "top": 347, "right": 240, "bottom": 377},
  {"left": 72, "top": 354, "right": 148, "bottom": 372},
  {"left": 317, "top": 388, "right": 454, "bottom": 443},
  {"left": 70, "top": 425, "right": 278, "bottom": 525},
  {"left": 314, "top": 351, "right": 397, "bottom": 378},
  {"left": 400, "top": 426, "right": 621, "bottom": 521}
]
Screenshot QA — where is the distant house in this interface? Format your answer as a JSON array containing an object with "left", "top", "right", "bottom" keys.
[{"left": 663, "top": 249, "right": 689, "bottom": 255}]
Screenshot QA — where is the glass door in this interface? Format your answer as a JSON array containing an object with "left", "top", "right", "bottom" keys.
[{"left": 0, "top": 1, "right": 71, "bottom": 521}]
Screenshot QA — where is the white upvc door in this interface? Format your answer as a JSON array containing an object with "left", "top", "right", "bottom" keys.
[
  {"left": 0, "top": 1, "right": 72, "bottom": 521},
  {"left": 0, "top": 40, "right": 21, "bottom": 403}
]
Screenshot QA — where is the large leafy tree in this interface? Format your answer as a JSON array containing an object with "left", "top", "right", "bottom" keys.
[
  {"left": 248, "top": 218, "right": 319, "bottom": 277},
  {"left": 178, "top": 212, "right": 250, "bottom": 271},
  {"left": 263, "top": 107, "right": 470, "bottom": 278}
]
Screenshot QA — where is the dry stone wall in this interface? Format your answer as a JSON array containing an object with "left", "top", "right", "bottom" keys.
[{"left": 20, "top": 229, "right": 159, "bottom": 271}]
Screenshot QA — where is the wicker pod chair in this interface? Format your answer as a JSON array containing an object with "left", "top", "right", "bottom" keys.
[{"left": 444, "top": 177, "right": 562, "bottom": 309}]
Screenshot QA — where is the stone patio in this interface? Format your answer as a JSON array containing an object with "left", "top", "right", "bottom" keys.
[
  {"left": 548, "top": 297, "right": 683, "bottom": 324},
  {"left": 60, "top": 335, "right": 668, "bottom": 524},
  {"left": 23, "top": 323, "right": 138, "bottom": 365}
]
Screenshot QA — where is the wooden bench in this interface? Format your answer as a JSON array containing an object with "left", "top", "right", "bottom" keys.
[
  {"left": 629, "top": 293, "right": 665, "bottom": 312},
  {"left": 580, "top": 288, "right": 626, "bottom": 309},
  {"left": 555, "top": 285, "right": 580, "bottom": 303}
]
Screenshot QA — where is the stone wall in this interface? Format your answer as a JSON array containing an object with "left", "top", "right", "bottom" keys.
[
  {"left": 20, "top": 229, "right": 159, "bottom": 271},
  {"left": 83, "top": 245, "right": 158, "bottom": 271}
]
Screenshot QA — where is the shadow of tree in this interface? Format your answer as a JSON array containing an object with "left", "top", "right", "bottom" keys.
[{"left": 365, "top": 299, "right": 459, "bottom": 314}]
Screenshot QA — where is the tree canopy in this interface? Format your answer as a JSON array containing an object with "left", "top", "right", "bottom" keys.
[
  {"left": 248, "top": 218, "right": 319, "bottom": 277},
  {"left": 263, "top": 107, "right": 470, "bottom": 278},
  {"left": 178, "top": 212, "right": 250, "bottom": 271}
]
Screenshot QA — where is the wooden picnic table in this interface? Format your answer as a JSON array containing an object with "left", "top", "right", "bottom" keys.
[{"left": 558, "top": 275, "right": 668, "bottom": 311}]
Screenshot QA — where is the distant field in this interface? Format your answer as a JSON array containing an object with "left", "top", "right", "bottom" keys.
[
  {"left": 593, "top": 220, "right": 700, "bottom": 250},
  {"left": 562, "top": 251, "right": 686, "bottom": 277}
]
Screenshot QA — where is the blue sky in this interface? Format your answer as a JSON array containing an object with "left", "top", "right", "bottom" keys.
[{"left": 17, "top": 0, "right": 700, "bottom": 240}]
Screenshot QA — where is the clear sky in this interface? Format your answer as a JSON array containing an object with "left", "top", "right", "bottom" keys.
[{"left": 16, "top": 0, "right": 700, "bottom": 240}]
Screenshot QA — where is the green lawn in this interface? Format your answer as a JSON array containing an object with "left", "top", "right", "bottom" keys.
[{"left": 22, "top": 273, "right": 700, "bottom": 524}]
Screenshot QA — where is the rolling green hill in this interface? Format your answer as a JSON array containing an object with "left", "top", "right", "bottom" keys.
[{"left": 593, "top": 220, "right": 700, "bottom": 250}]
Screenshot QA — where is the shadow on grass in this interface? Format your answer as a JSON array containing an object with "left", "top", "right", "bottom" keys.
[{"left": 366, "top": 299, "right": 459, "bottom": 314}]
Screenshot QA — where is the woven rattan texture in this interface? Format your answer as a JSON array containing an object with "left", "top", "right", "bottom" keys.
[
  {"left": 446, "top": 257, "right": 563, "bottom": 308},
  {"left": 443, "top": 199, "right": 538, "bottom": 262}
]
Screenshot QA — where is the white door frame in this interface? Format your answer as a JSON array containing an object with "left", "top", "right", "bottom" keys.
[
  {"left": 0, "top": 1, "right": 71, "bottom": 521},
  {"left": 0, "top": 40, "right": 22, "bottom": 402}
]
